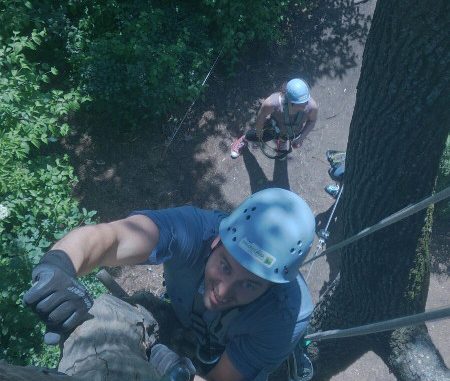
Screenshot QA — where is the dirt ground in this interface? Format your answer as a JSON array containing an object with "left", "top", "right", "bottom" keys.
[{"left": 63, "top": 0, "right": 449, "bottom": 379}]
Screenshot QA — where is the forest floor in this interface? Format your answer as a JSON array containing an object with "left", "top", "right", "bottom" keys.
[{"left": 62, "top": 0, "right": 449, "bottom": 379}]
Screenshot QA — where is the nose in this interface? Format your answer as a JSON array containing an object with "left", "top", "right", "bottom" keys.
[{"left": 216, "top": 280, "right": 234, "bottom": 302}]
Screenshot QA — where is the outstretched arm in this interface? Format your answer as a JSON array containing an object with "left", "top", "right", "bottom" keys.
[
  {"left": 23, "top": 215, "right": 159, "bottom": 344},
  {"left": 53, "top": 214, "right": 159, "bottom": 275}
]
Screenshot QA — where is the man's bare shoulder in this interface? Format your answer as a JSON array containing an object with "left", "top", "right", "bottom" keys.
[
  {"left": 308, "top": 97, "right": 318, "bottom": 111},
  {"left": 263, "top": 92, "right": 282, "bottom": 107}
]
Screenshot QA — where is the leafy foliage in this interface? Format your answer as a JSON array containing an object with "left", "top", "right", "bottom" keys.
[
  {"left": 0, "top": 0, "right": 305, "bottom": 368},
  {"left": 0, "top": 30, "right": 102, "bottom": 366},
  {"left": 435, "top": 135, "right": 450, "bottom": 220},
  {"left": 0, "top": 0, "right": 299, "bottom": 130}
]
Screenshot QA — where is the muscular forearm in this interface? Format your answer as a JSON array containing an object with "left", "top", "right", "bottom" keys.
[
  {"left": 52, "top": 224, "right": 119, "bottom": 275},
  {"left": 303, "top": 119, "right": 316, "bottom": 136},
  {"left": 299, "top": 103, "right": 318, "bottom": 143},
  {"left": 253, "top": 102, "right": 274, "bottom": 137},
  {"left": 296, "top": 119, "right": 316, "bottom": 145},
  {"left": 52, "top": 215, "right": 157, "bottom": 276}
]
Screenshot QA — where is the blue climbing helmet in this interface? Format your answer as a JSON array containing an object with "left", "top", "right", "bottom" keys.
[
  {"left": 219, "top": 188, "right": 315, "bottom": 283},
  {"left": 286, "top": 78, "right": 310, "bottom": 104}
]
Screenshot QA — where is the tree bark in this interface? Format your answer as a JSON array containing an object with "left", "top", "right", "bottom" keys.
[
  {"left": 0, "top": 294, "right": 162, "bottom": 381},
  {"left": 309, "top": 1, "right": 450, "bottom": 380},
  {"left": 59, "top": 294, "right": 160, "bottom": 380},
  {"left": 0, "top": 360, "right": 80, "bottom": 381}
]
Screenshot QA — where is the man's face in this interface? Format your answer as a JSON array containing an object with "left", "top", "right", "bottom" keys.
[
  {"left": 203, "top": 240, "right": 271, "bottom": 312},
  {"left": 290, "top": 101, "right": 307, "bottom": 112}
]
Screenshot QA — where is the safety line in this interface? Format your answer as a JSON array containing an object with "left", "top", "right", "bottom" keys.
[
  {"left": 165, "top": 49, "right": 223, "bottom": 150},
  {"left": 304, "top": 305, "right": 450, "bottom": 342},
  {"left": 305, "top": 184, "right": 344, "bottom": 281},
  {"left": 300, "top": 186, "right": 450, "bottom": 267}
]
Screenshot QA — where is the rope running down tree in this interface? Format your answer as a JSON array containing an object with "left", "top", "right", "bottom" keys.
[{"left": 301, "top": 186, "right": 450, "bottom": 268}]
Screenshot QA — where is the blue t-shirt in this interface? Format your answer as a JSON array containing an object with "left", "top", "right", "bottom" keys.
[{"left": 132, "top": 206, "right": 313, "bottom": 380}]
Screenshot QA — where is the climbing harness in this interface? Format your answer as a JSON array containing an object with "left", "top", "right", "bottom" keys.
[
  {"left": 282, "top": 98, "right": 305, "bottom": 137},
  {"left": 301, "top": 186, "right": 450, "bottom": 268},
  {"left": 259, "top": 97, "right": 309, "bottom": 160},
  {"left": 164, "top": 49, "right": 223, "bottom": 152}
]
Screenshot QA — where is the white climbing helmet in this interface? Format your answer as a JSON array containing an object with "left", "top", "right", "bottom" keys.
[
  {"left": 219, "top": 188, "right": 315, "bottom": 283},
  {"left": 286, "top": 78, "right": 310, "bottom": 104}
]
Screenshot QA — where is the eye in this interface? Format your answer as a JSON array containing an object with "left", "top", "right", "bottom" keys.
[
  {"left": 242, "top": 281, "right": 256, "bottom": 291},
  {"left": 219, "top": 260, "right": 231, "bottom": 275}
]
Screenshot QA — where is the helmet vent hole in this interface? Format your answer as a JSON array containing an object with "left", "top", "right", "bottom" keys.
[
  {"left": 274, "top": 268, "right": 279, "bottom": 273},
  {"left": 246, "top": 215, "right": 251, "bottom": 220},
  {"left": 232, "top": 236, "right": 237, "bottom": 242},
  {"left": 298, "top": 250, "right": 303, "bottom": 255},
  {"left": 232, "top": 227, "right": 236, "bottom": 233},
  {"left": 251, "top": 207, "right": 256, "bottom": 211},
  {"left": 297, "top": 240, "right": 302, "bottom": 246},
  {"left": 290, "top": 248, "right": 295, "bottom": 254},
  {"left": 227, "top": 227, "right": 231, "bottom": 231},
  {"left": 243, "top": 208, "right": 248, "bottom": 213}
]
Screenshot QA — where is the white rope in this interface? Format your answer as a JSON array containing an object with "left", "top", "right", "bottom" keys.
[
  {"left": 305, "top": 305, "right": 450, "bottom": 342},
  {"left": 301, "top": 186, "right": 450, "bottom": 268},
  {"left": 165, "top": 49, "right": 223, "bottom": 149}
]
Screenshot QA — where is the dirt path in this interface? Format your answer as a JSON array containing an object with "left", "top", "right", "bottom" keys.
[{"left": 66, "top": 0, "right": 449, "bottom": 379}]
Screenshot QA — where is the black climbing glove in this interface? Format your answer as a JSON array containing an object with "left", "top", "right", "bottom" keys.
[
  {"left": 149, "top": 344, "right": 196, "bottom": 381},
  {"left": 23, "top": 249, "right": 93, "bottom": 345}
]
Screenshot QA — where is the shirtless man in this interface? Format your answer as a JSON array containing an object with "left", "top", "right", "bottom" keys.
[{"left": 231, "top": 78, "right": 318, "bottom": 158}]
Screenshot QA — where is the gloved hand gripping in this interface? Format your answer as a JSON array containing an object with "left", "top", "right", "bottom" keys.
[{"left": 23, "top": 250, "right": 93, "bottom": 345}]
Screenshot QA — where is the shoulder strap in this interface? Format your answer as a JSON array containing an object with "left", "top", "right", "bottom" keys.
[
  {"left": 283, "top": 98, "right": 306, "bottom": 131},
  {"left": 283, "top": 97, "right": 290, "bottom": 126}
]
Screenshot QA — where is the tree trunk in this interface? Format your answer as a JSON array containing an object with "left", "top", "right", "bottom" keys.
[
  {"left": 0, "top": 294, "right": 162, "bottom": 381},
  {"left": 309, "top": 1, "right": 449, "bottom": 380},
  {"left": 59, "top": 294, "right": 160, "bottom": 380},
  {"left": 0, "top": 361, "right": 80, "bottom": 381}
]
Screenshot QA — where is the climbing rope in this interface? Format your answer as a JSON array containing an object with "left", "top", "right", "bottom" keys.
[
  {"left": 164, "top": 49, "right": 223, "bottom": 151},
  {"left": 301, "top": 186, "right": 450, "bottom": 268},
  {"left": 305, "top": 305, "right": 450, "bottom": 342},
  {"left": 300, "top": 186, "right": 450, "bottom": 343},
  {"left": 305, "top": 184, "right": 344, "bottom": 281}
]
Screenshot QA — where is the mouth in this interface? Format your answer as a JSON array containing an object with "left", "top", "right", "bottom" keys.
[{"left": 209, "top": 288, "right": 228, "bottom": 307}]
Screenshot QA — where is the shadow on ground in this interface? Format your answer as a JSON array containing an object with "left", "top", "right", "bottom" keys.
[
  {"left": 62, "top": 1, "right": 450, "bottom": 378},
  {"left": 63, "top": 0, "right": 371, "bottom": 221}
]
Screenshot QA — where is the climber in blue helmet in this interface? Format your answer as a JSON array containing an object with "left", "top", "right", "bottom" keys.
[
  {"left": 231, "top": 78, "right": 318, "bottom": 159},
  {"left": 24, "top": 188, "right": 316, "bottom": 381}
]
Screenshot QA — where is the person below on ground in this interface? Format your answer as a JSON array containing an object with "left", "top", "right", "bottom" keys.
[
  {"left": 23, "top": 188, "right": 315, "bottom": 381},
  {"left": 230, "top": 78, "right": 318, "bottom": 158}
]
